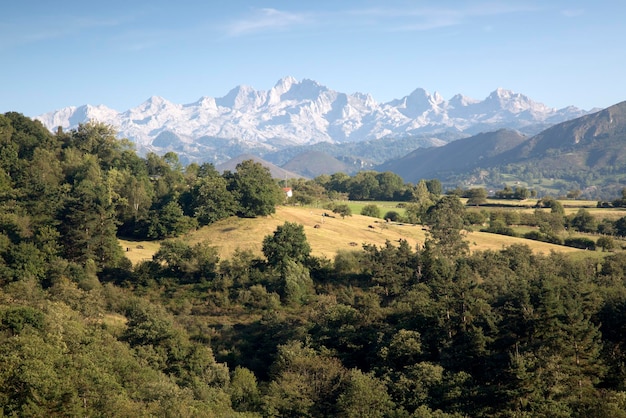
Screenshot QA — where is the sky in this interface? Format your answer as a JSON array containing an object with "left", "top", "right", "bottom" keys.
[{"left": 1, "top": 0, "right": 625, "bottom": 117}]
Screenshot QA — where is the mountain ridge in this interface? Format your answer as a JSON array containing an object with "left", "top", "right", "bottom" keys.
[
  {"left": 35, "top": 77, "right": 592, "bottom": 164},
  {"left": 378, "top": 101, "right": 626, "bottom": 198}
]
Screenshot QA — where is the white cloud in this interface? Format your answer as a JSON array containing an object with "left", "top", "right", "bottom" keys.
[
  {"left": 224, "top": 8, "right": 310, "bottom": 37},
  {"left": 349, "top": 3, "right": 539, "bottom": 32}
]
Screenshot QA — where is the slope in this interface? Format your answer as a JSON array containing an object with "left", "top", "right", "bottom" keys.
[
  {"left": 281, "top": 150, "right": 352, "bottom": 178},
  {"left": 377, "top": 129, "right": 528, "bottom": 183},
  {"left": 121, "top": 206, "right": 584, "bottom": 264},
  {"left": 215, "top": 154, "right": 302, "bottom": 179}
]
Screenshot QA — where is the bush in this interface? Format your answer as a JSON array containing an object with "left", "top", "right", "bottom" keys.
[
  {"left": 481, "top": 225, "right": 517, "bottom": 237},
  {"left": 383, "top": 211, "right": 402, "bottom": 222},
  {"left": 361, "top": 204, "right": 381, "bottom": 218},
  {"left": 564, "top": 237, "right": 596, "bottom": 250},
  {"left": 523, "top": 231, "right": 563, "bottom": 245}
]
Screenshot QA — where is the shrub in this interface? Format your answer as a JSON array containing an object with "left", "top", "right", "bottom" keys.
[
  {"left": 564, "top": 237, "right": 596, "bottom": 250},
  {"left": 361, "top": 204, "right": 381, "bottom": 218},
  {"left": 383, "top": 211, "right": 402, "bottom": 222}
]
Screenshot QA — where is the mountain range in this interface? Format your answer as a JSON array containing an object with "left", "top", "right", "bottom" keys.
[
  {"left": 378, "top": 101, "right": 626, "bottom": 199},
  {"left": 35, "top": 77, "right": 591, "bottom": 165}
]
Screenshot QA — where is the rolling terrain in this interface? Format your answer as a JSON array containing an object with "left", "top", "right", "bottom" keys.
[{"left": 120, "top": 205, "right": 584, "bottom": 264}]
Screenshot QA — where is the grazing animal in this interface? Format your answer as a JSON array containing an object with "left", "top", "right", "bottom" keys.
[{"left": 314, "top": 224, "right": 321, "bottom": 229}]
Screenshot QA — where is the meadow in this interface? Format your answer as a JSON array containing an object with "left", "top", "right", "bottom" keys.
[{"left": 119, "top": 204, "right": 592, "bottom": 265}]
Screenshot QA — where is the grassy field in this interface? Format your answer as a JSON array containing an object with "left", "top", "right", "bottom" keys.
[
  {"left": 118, "top": 239, "right": 162, "bottom": 265},
  {"left": 119, "top": 205, "right": 589, "bottom": 264}
]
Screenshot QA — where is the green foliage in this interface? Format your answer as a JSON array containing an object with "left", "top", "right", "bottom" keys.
[
  {"left": 568, "top": 208, "right": 597, "bottom": 233},
  {"left": 6, "top": 113, "right": 626, "bottom": 416},
  {"left": 262, "top": 221, "right": 311, "bottom": 267},
  {"left": 596, "top": 235, "right": 615, "bottom": 251},
  {"left": 464, "top": 187, "right": 487, "bottom": 205},
  {"left": 153, "top": 239, "right": 220, "bottom": 283},
  {"left": 563, "top": 237, "right": 596, "bottom": 250},
  {"left": 361, "top": 204, "right": 381, "bottom": 218},
  {"left": 280, "top": 259, "right": 314, "bottom": 306},
  {"left": 183, "top": 166, "right": 237, "bottom": 226},
  {"left": 423, "top": 195, "right": 469, "bottom": 257},
  {"left": 227, "top": 159, "right": 283, "bottom": 218},
  {"left": 337, "top": 369, "right": 393, "bottom": 417},
  {"left": 145, "top": 201, "right": 197, "bottom": 239},
  {"left": 333, "top": 203, "right": 352, "bottom": 218},
  {"left": 384, "top": 210, "right": 402, "bottom": 222}
]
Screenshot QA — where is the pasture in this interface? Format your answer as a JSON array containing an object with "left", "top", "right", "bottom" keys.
[{"left": 119, "top": 204, "right": 591, "bottom": 265}]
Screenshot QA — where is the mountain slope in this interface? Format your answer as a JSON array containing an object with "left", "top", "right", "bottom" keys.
[
  {"left": 380, "top": 101, "right": 626, "bottom": 198},
  {"left": 377, "top": 129, "right": 528, "bottom": 183},
  {"left": 281, "top": 150, "right": 351, "bottom": 178},
  {"left": 215, "top": 154, "right": 302, "bottom": 179},
  {"left": 35, "top": 78, "right": 590, "bottom": 164},
  {"left": 502, "top": 101, "right": 626, "bottom": 166}
]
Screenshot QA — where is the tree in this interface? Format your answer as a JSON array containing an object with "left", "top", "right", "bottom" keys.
[
  {"left": 228, "top": 366, "right": 260, "bottom": 412},
  {"left": 264, "top": 341, "right": 347, "bottom": 417},
  {"left": 597, "top": 236, "right": 615, "bottom": 252},
  {"left": 348, "top": 171, "right": 379, "bottom": 200},
  {"left": 425, "top": 179, "right": 443, "bottom": 196},
  {"left": 333, "top": 204, "right": 352, "bottom": 219},
  {"left": 337, "top": 369, "right": 393, "bottom": 417},
  {"left": 59, "top": 176, "right": 125, "bottom": 269},
  {"left": 465, "top": 188, "right": 487, "bottom": 206},
  {"left": 227, "top": 160, "right": 283, "bottom": 218},
  {"left": 569, "top": 208, "right": 596, "bottom": 233},
  {"left": 146, "top": 201, "right": 196, "bottom": 239},
  {"left": 185, "top": 170, "right": 236, "bottom": 226},
  {"left": 423, "top": 195, "right": 469, "bottom": 257},
  {"left": 412, "top": 180, "right": 433, "bottom": 206},
  {"left": 262, "top": 222, "right": 311, "bottom": 267},
  {"left": 281, "top": 259, "right": 314, "bottom": 305},
  {"left": 375, "top": 171, "right": 406, "bottom": 200}
]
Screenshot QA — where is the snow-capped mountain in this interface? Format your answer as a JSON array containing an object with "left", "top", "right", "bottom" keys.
[{"left": 35, "top": 77, "right": 591, "bottom": 163}]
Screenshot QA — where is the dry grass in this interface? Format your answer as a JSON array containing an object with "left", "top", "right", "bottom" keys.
[
  {"left": 184, "top": 206, "right": 427, "bottom": 260},
  {"left": 118, "top": 205, "right": 590, "bottom": 264},
  {"left": 118, "top": 239, "right": 162, "bottom": 265}
]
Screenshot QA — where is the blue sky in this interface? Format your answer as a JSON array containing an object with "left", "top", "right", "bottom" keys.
[{"left": 2, "top": 0, "right": 624, "bottom": 116}]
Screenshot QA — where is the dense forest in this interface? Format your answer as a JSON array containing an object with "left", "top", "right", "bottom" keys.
[{"left": 2, "top": 113, "right": 626, "bottom": 416}]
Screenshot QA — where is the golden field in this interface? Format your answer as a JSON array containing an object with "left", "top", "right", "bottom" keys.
[{"left": 120, "top": 205, "right": 585, "bottom": 264}]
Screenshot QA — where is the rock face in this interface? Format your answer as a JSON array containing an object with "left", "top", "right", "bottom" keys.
[{"left": 35, "top": 77, "right": 591, "bottom": 163}]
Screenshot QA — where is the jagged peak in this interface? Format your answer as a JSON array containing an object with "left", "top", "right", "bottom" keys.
[
  {"left": 143, "top": 95, "right": 170, "bottom": 105},
  {"left": 273, "top": 76, "right": 298, "bottom": 91},
  {"left": 449, "top": 93, "right": 479, "bottom": 107},
  {"left": 408, "top": 87, "right": 430, "bottom": 98}
]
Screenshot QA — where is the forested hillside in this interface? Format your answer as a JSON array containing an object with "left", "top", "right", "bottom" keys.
[
  {"left": 2, "top": 113, "right": 626, "bottom": 416},
  {"left": 379, "top": 101, "right": 626, "bottom": 199}
]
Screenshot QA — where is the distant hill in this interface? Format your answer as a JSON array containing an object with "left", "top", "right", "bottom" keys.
[
  {"left": 262, "top": 133, "right": 455, "bottom": 172},
  {"left": 215, "top": 154, "right": 303, "bottom": 179},
  {"left": 281, "top": 150, "right": 352, "bottom": 178},
  {"left": 378, "top": 101, "right": 626, "bottom": 198},
  {"left": 377, "top": 129, "right": 528, "bottom": 183}
]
